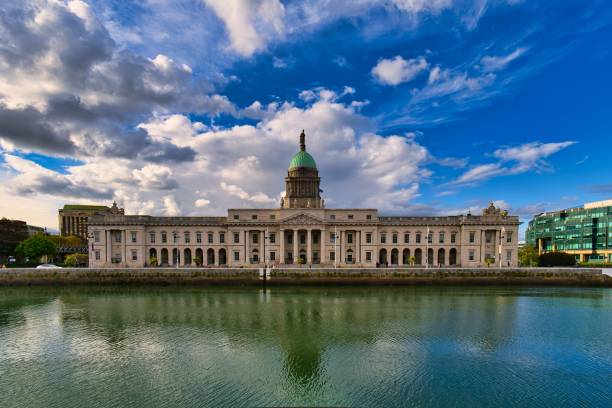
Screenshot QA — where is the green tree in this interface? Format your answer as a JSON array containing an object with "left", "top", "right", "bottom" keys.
[
  {"left": 64, "top": 253, "right": 88, "bottom": 267},
  {"left": 518, "top": 245, "right": 539, "bottom": 267},
  {"left": 15, "top": 234, "right": 57, "bottom": 263}
]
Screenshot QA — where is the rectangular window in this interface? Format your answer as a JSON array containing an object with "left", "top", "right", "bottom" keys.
[
  {"left": 486, "top": 233, "right": 492, "bottom": 244},
  {"left": 233, "top": 214, "right": 239, "bottom": 220},
  {"left": 253, "top": 234, "right": 259, "bottom": 244},
  {"left": 380, "top": 234, "right": 386, "bottom": 244},
  {"left": 233, "top": 233, "right": 240, "bottom": 244},
  {"left": 347, "top": 233, "right": 353, "bottom": 244},
  {"left": 269, "top": 233, "right": 276, "bottom": 244},
  {"left": 451, "top": 233, "right": 456, "bottom": 244},
  {"left": 94, "top": 231, "right": 100, "bottom": 242},
  {"left": 270, "top": 251, "right": 276, "bottom": 261},
  {"left": 196, "top": 232, "right": 202, "bottom": 243},
  {"left": 95, "top": 250, "right": 100, "bottom": 260},
  {"left": 184, "top": 232, "right": 190, "bottom": 244},
  {"left": 439, "top": 232, "right": 445, "bottom": 244},
  {"left": 131, "top": 250, "right": 137, "bottom": 261},
  {"left": 252, "top": 214, "right": 258, "bottom": 220},
  {"left": 234, "top": 251, "right": 240, "bottom": 261},
  {"left": 469, "top": 250, "right": 475, "bottom": 261},
  {"left": 392, "top": 234, "right": 398, "bottom": 244},
  {"left": 404, "top": 233, "right": 409, "bottom": 244},
  {"left": 114, "top": 232, "right": 122, "bottom": 243},
  {"left": 287, "top": 234, "right": 293, "bottom": 244},
  {"left": 330, "top": 214, "right": 336, "bottom": 220},
  {"left": 161, "top": 232, "right": 167, "bottom": 243},
  {"left": 131, "top": 231, "right": 137, "bottom": 243},
  {"left": 469, "top": 232, "right": 475, "bottom": 243},
  {"left": 330, "top": 233, "right": 336, "bottom": 243},
  {"left": 313, "top": 234, "right": 319, "bottom": 244},
  {"left": 416, "top": 233, "right": 421, "bottom": 244},
  {"left": 270, "top": 214, "right": 276, "bottom": 220},
  {"left": 219, "top": 232, "right": 225, "bottom": 244},
  {"left": 348, "top": 214, "right": 354, "bottom": 220},
  {"left": 330, "top": 251, "right": 336, "bottom": 261},
  {"left": 173, "top": 233, "right": 178, "bottom": 244},
  {"left": 427, "top": 233, "right": 433, "bottom": 244},
  {"left": 506, "top": 232, "right": 513, "bottom": 243},
  {"left": 366, "top": 214, "right": 372, "bottom": 220},
  {"left": 366, "top": 233, "right": 372, "bottom": 244},
  {"left": 208, "top": 233, "right": 213, "bottom": 244},
  {"left": 300, "top": 234, "right": 305, "bottom": 244},
  {"left": 150, "top": 232, "right": 156, "bottom": 244},
  {"left": 506, "top": 249, "right": 512, "bottom": 260},
  {"left": 366, "top": 251, "right": 372, "bottom": 261}
]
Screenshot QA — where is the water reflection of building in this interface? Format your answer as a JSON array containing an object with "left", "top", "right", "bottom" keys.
[{"left": 53, "top": 287, "right": 522, "bottom": 384}]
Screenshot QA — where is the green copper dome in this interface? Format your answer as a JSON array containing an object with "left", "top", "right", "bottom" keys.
[
  {"left": 289, "top": 150, "right": 317, "bottom": 170},
  {"left": 288, "top": 130, "right": 317, "bottom": 170}
]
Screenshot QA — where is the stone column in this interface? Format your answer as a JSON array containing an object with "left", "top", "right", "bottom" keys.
[
  {"left": 307, "top": 229, "right": 312, "bottom": 264},
  {"left": 106, "top": 230, "right": 111, "bottom": 265},
  {"left": 481, "top": 230, "right": 486, "bottom": 265},
  {"left": 280, "top": 229, "right": 285, "bottom": 264},
  {"left": 260, "top": 230, "right": 264, "bottom": 264},
  {"left": 340, "top": 230, "right": 345, "bottom": 265},
  {"left": 356, "top": 230, "right": 361, "bottom": 264},
  {"left": 122, "top": 230, "right": 127, "bottom": 266},
  {"left": 293, "top": 229, "right": 298, "bottom": 263},
  {"left": 320, "top": 227, "right": 326, "bottom": 264},
  {"left": 244, "top": 230, "right": 249, "bottom": 265}
]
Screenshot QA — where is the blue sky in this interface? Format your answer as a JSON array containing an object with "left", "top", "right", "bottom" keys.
[{"left": 0, "top": 0, "right": 611, "bottom": 237}]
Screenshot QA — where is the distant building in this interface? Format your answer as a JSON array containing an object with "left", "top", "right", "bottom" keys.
[
  {"left": 526, "top": 199, "right": 612, "bottom": 263},
  {"left": 26, "top": 225, "right": 45, "bottom": 236},
  {"left": 59, "top": 203, "right": 123, "bottom": 240},
  {"left": 88, "top": 131, "right": 519, "bottom": 268},
  {"left": 0, "top": 218, "right": 30, "bottom": 263}
]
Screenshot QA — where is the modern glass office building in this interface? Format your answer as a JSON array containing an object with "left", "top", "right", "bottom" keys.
[{"left": 526, "top": 200, "right": 612, "bottom": 262}]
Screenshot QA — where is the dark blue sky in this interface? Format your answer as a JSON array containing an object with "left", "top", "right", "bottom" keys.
[{"left": 0, "top": 0, "right": 611, "bottom": 233}]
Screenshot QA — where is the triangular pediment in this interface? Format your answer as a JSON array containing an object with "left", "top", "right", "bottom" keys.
[{"left": 281, "top": 212, "right": 324, "bottom": 225}]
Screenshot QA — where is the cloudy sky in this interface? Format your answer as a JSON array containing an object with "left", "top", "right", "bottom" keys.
[{"left": 1, "top": 0, "right": 611, "bottom": 237}]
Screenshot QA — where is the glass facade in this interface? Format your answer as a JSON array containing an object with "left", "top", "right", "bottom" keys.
[{"left": 526, "top": 202, "right": 612, "bottom": 262}]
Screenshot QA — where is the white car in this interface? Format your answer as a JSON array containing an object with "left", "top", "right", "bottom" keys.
[{"left": 36, "top": 264, "right": 62, "bottom": 269}]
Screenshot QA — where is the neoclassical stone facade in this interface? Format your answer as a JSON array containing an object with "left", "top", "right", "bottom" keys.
[{"left": 88, "top": 131, "right": 519, "bottom": 268}]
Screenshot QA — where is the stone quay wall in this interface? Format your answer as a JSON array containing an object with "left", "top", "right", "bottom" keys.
[{"left": 0, "top": 267, "right": 609, "bottom": 286}]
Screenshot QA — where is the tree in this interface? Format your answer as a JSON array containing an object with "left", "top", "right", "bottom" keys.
[
  {"left": 484, "top": 257, "right": 495, "bottom": 267},
  {"left": 15, "top": 234, "right": 57, "bottom": 263},
  {"left": 64, "top": 253, "right": 88, "bottom": 267},
  {"left": 408, "top": 256, "right": 416, "bottom": 266},
  {"left": 518, "top": 245, "right": 539, "bottom": 267}
]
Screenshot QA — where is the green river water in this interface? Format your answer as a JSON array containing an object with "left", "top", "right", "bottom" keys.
[{"left": 0, "top": 286, "right": 611, "bottom": 407}]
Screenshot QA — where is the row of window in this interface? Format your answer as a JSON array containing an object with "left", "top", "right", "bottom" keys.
[
  {"left": 230, "top": 213, "right": 375, "bottom": 221},
  {"left": 95, "top": 229, "right": 513, "bottom": 245}
]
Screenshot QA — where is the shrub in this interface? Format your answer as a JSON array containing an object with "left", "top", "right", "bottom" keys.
[
  {"left": 538, "top": 252, "right": 576, "bottom": 267},
  {"left": 149, "top": 256, "right": 158, "bottom": 267},
  {"left": 484, "top": 257, "right": 495, "bottom": 267},
  {"left": 64, "top": 253, "right": 88, "bottom": 267}
]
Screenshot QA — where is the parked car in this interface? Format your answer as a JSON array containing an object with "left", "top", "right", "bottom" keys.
[
  {"left": 36, "top": 264, "right": 62, "bottom": 269},
  {"left": 8, "top": 256, "right": 16, "bottom": 263}
]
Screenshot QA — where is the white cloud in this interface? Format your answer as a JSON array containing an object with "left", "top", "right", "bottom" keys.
[
  {"left": 194, "top": 198, "right": 211, "bottom": 208},
  {"left": 453, "top": 141, "right": 576, "bottom": 185},
  {"left": 480, "top": 47, "right": 527, "bottom": 72},
  {"left": 162, "top": 195, "right": 182, "bottom": 216},
  {"left": 220, "top": 182, "right": 276, "bottom": 204},
  {"left": 132, "top": 164, "right": 178, "bottom": 190},
  {"left": 203, "top": 0, "right": 285, "bottom": 56},
  {"left": 372, "top": 56, "right": 429, "bottom": 86}
]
